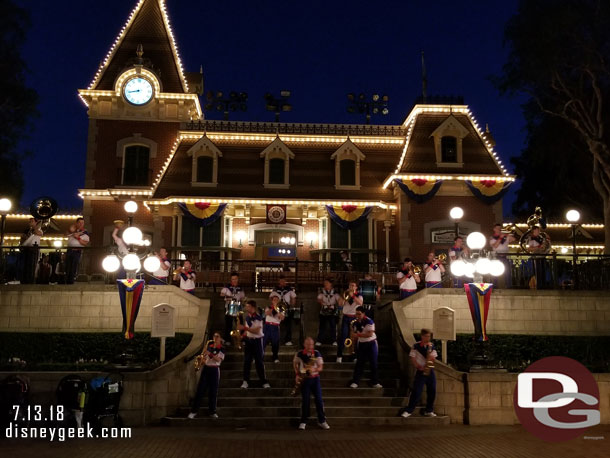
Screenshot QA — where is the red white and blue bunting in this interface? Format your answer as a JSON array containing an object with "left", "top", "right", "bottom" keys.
[
  {"left": 465, "top": 180, "right": 512, "bottom": 204},
  {"left": 394, "top": 178, "right": 443, "bottom": 204},
  {"left": 178, "top": 202, "right": 227, "bottom": 227},
  {"left": 325, "top": 205, "right": 372, "bottom": 230}
]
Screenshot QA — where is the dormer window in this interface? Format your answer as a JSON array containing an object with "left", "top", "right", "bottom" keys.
[
  {"left": 429, "top": 115, "right": 469, "bottom": 168},
  {"left": 340, "top": 159, "right": 356, "bottom": 186},
  {"left": 260, "top": 137, "right": 294, "bottom": 189},
  {"left": 331, "top": 139, "right": 365, "bottom": 190},
  {"left": 441, "top": 136, "right": 458, "bottom": 163},
  {"left": 186, "top": 135, "right": 223, "bottom": 187}
]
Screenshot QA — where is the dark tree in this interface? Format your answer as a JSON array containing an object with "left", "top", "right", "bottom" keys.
[
  {"left": 511, "top": 102, "right": 603, "bottom": 221},
  {"left": 0, "top": 0, "right": 38, "bottom": 204},
  {"left": 496, "top": 0, "right": 610, "bottom": 250}
]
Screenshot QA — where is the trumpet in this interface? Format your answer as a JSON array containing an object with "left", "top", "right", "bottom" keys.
[
  {"left": 413, "top": 265, "right": 422, "bottom": 275},
  {"left": 437, "top": 253, "right": 447, "bottom": 263},
  {"left": 194, "top": 340, "right": 214, "bottom": 371},
  {"left": 342, "top": 289, "right": 352, "bottom": 302}
]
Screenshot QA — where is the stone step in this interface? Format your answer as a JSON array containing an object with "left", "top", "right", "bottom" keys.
[
  {"left": 219, "top": 368, "right": 399, "bottom": 379},
  {"left": 214, "top": 387, "right": 400, "bottom": 397},
  {"left": 220, "top": 351, "right": 396, "bottom": 362},
  {"left": 172, "top": 406, "right": 406, "bottom": 418},
  {"left": 217, "top": 379, "right": 398, "bottom": 388},
  {"left": 161, "top": 415, "right": 450, "bottom": 428},
  {"left": 217, "top": 361, "right": 398, "bottom": 370},
  {"left": 178, "top": 396, "right": 406, "bottom": 408}
]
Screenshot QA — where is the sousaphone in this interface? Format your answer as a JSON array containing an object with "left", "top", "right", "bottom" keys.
[{"left": 29, "top": 196, "right": 59, "bottom": 233}]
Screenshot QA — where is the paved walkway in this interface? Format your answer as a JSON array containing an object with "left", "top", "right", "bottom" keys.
[{"left": 2, "top": 424, "right": 608, "bottom": 458}]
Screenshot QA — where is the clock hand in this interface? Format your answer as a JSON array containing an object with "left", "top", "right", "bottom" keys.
[{"left": 127, "top": 89, "right": 141, "bottom": 93}]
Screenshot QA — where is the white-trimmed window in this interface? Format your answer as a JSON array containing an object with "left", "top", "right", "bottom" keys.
[
  {"left": 116, "top": 135, "right": 157, "bottom": 186},
  {"left": 260, "top": 137, "right": 294, "bottom": 189},
  {"left": 186, "top": 135, "right": 223, "bottom": 187},
  {"left": 429, "top": 115, "right": 469, "bottom": 168},
  {"left": 331, "top": 139, "right": 365, "bottom": 190}
]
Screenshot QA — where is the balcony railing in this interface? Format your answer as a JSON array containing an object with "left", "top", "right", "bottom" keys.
[
  {"left": 1, "top": 247, "right": 609, "bottom": 293},
  {"left": 182, "top": 120, "right": 408, "bottom": 137}
]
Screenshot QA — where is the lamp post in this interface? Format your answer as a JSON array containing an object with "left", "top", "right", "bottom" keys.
[
  {"left": 566, "top": 209, "right": 581, "bottom": 289},
  {"left": 0, "top": 198, "right": 11, "bottom": 248},
  {"left": 124, "top": 200, "right": 138, "bottom": 226},
  {"left": 449, "top": 207, "right": 464, "bottom": 238},
  {"left": 264, "top": 91, "right": 292, "bottom": 122},
  {"left": 346, "top": 93, "right": 389, "bottom": 124},
  {"left": 450, "top": 231, "right": 506, "bottom": 370}
]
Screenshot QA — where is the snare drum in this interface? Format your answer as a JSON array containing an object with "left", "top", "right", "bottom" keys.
[
  {"left": 227, "top": 301, "right": 242, "bottom": 317},
  {"left": 359, "top": 280, "right": 378, "bottom": 304}
]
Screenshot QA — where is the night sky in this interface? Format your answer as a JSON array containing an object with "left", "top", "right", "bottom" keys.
[{"left": 16, "top": 0, "right": 525, "bottom": 215}]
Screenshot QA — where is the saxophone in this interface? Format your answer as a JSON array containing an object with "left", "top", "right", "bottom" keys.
[
  {"left": 194, "top": 340, "right": 214, "bottom": 371},
  {"left": 290, "top": 360, "right": 316, "bottom": 396},
  {"left": 230, "top": 311, "right": 245, "bottom": 350},
  {"left": 423, "top": 344, "right": 435, "bottom": 376},
  {"left": 343, "top": 318, "right": 359, "bottom": 356}
]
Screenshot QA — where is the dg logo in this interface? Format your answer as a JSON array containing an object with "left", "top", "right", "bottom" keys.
[{"left": 514, "top": 356, "right": 600, "bottom": 442}]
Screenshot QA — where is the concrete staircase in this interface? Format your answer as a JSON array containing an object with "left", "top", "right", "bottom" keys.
[{"left": 162, "top": 291, "right": 449, "bottom": 428}]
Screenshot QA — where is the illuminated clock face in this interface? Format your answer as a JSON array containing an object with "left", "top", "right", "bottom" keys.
[{"left": 123, "top": 77, "right": 153, "bottom": 105}]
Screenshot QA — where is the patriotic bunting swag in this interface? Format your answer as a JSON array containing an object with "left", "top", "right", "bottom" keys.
[
  {"left": 394, "top": 179, "right": 443, "bottom": 204},
  {"left": 465, "top": 180, "right": 511, "bottom": 204},
  {"left": 178, "top": 202, "right": 227, "bottom": 226},
  {"left": 325, "top": 205, "right": 373, "bottom": 230},
  {"left": 464, "top": 283, "right": 493, "bottom": 342},
  {"left": 117, "top": 279, "right": 145, "bottom": 340}
]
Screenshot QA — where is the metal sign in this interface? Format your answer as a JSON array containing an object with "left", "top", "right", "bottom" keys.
[
  {"left": 151, "top": 303, "right": 176, "bottom": 338},
  {"left": 433, "top": 306, "right": 456, "bottom": 341}
]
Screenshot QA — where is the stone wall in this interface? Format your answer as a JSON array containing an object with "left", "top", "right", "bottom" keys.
[
  {"left": 0, "top": 285, "right": 202, "bottom": 333},
  {"left": 394, "top": 288, "right": 610, "bottom": 336},
  {"left": 391, "top": 295, "right": 610, "bottom": 425},
  {"left": 0, "top": 284, "right": 210, "bottom": 426}
]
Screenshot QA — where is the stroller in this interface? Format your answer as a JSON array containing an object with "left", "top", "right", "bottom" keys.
[
  {"left": 0, "top": 375, "right": 30, "bottom": 433},
  {"left": 56, "top": 374, "right": 88, "bottom": 428},
  {"left": 85, "top": 373, "right": 124, "bottom": 431}
]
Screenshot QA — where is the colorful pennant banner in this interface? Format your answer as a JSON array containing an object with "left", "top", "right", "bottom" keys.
[
  {"left": 117, "top": 279, "right": 145, "bottom": 340},
  {"left": 465, "top": 180, "right": 512, "bottom": 204},
  {"left": 394, "top": 178, "right": 443, "bottom": 204},
  {"left": 325, "top": 205, "right": 372, "bottom": 230},
  {"left": 464, "top": 282, "right": 493, "bottom": 342},
  {"left": 178, "top": 202, "right": 227, "bottom": 227}
]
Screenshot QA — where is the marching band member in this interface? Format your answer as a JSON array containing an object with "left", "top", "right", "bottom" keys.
[
  {"left": 490, "top": 224, "right": 514, "bottom": 288},
  {"left": 397, "top": 258, "right": 420, "bottom": 300},
  {"left": 400, "top": 328, "right": 438, "bottom": 418},
  {"left": 349, "top": 306, "right": 382, "bottom": 389},
  {"left": 448, "top": 236, "right": 468, "bottom": 288},
  {"left": 19, "top": 218, "right": 43, "bottom": 284},
  {"left": 294, "top": 337, "right": 330, "bottom": 430},
  {"left": 527, "top": 226, "right": 549, "bottom": 288},
  {"left": 188, "top": 332, "right": 224, "bottom": 419},
  {"left": 220, "top": 272, "right": 245, "bottom": 345},
  {"left": 336, "top": 281, "right": 363, "bottom": 363},
  {"left": 173, "top": 260, "right": 196, "bottom": 294},
  {"left": 316, "top": 278, "right": 340, "bottom": 346},
  {"left": 150, "top": 247, "right": 171, "bottom": 285},
  {"left": 263, "top": 295, "right": 285, "bottom": 363},
  {"left": 65, "top": 217, "right": 90, "bottom": 284},
  {"left": 240, "top": 300, "right": 271, "bottom": 389},
  {"left": 269, "top": 275, "right": 297, "bottom": 346},
  {"left": 423, "top": 252, "right": 445, "bottom": 289}
]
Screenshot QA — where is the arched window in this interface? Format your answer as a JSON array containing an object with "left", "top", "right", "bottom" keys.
[
  {"left": 269, "top": 158, "right": 285, "bottom": 184},
  {"left": 441, "top": 136, "right": 458, "bottom": 163},
  {"left": 197, "top": 156, "right": 214, "bottom": 183},
  {"left": 339, "top": 159, "right": 356, "bottom": 186},
  {"left": 123, "top": 145, "right": 150, "bottom": 185}
]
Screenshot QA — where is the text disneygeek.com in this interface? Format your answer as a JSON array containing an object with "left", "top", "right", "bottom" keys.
[{"left": 5, "top": 424, "right": 132, "bottom": 441}]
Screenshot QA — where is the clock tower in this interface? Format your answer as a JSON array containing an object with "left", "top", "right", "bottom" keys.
[{"left": 77, "top": 0, "right": 202, "bottom": 248}]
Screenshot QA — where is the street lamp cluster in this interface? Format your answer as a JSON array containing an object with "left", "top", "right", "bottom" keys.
[{"left": 101, "top": 201, "right": 160, "bottom": 277}]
